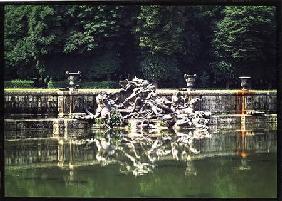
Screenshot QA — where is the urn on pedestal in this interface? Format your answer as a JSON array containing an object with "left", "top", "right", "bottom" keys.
[{"left": 184, "top": 74, "right": 197, "bottom": 91}]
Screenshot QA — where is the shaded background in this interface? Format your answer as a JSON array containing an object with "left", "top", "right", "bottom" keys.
[{"left": 4, "top": 5, "right": 277, "bottom": 89}]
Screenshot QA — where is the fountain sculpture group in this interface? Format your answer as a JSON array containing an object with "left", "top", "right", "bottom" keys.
[
  {"left": 59, "top": 73, "right": 213, "bottom": 176},
  {"left": 75, "top": 76, "right": 211, "bottom": 134},
  {"left": 6, "top": 71, "right": 263, "bottom": 177}
]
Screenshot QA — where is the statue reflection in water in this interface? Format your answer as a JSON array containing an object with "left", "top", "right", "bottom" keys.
[
  {"left": 185, "top": 155, "right": 197, "bottom": 176},
  {"left": 56, "top": 127, "right": 210, "bottom": 177}
]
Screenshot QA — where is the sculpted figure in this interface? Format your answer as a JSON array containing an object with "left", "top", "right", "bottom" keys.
[
  {"left": 94, "top": 92, "right": 111, "bottom": 123},
  {"left": 74, "top": 92, "right": 112, "bottom": 121},
  {"left": 75, "top": 76, "right": 210, "bottom": 132},
  {"left": 171, "top": 92, "right": 185, "bottom": 112}
]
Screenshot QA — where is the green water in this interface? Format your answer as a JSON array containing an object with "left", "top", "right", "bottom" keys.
[
  {"left": 4, "top": 128, "right": 277, "bottom": 198},
  {"left": 5, "top": 154, "right": 276, "bottom": 198}
]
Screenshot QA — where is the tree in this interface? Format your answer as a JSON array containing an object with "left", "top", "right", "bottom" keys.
[
  {"left": 4, "top": 5, "right": 56, "bottom": 80},
  {"left": 135, "top": 6, "right": 187, "bottom": 56},
  {"left": 4, "top": 5, "right": 276, "bottom": 89},
  {"left": 213, "top": 6, "right": 276, "bottom": 88},
  {"left": 63, "top": 5, "right": 124, "bottom": 54},
  {"left": 61, "top": 5, "right": 133, "bottom": 81},
  {"left": 140, "top": 53, "right": 181, "bottom": 87},
  {"left": 135, "top": 6, "right": 196, "bottom": 86},
  {"left": 135, "top": 6, "right": 224, "bottom": 87},
  {"left": 89, "top": 50, "right": 121, "bottom": 81}
]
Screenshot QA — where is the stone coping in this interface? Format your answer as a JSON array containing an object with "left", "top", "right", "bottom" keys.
[{"left": 4, "top": 88, "right": 277, "bottom": 96}]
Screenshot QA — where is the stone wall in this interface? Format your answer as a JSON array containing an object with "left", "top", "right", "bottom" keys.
[
  {"left": 4, "top": 89, "right": 277, "bottom": 118},
  {"left": 158, "top": 89, "right": 277, "bottom": 114},
  {"left": 4, "top": 92, "right": 58, "bottom": 118},
  {"left": 194, "top": 94, "right": 276, "bottom": 114}
]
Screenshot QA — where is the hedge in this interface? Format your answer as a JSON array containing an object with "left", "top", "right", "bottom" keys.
[
  {"left": 47, "top": 80, "right": 119, "bottom": 89},
  {"left": 47, "top": 80, "right": 66, "bottom": 88},
  {"left": 4, "top": 80, "right": 34, "bottom": 88},
  {"left": 80, "top": 81, "right": 119, "bottom": 89},
  {"left": 5, "top": 79, "right": 120, "bottom": 89}
]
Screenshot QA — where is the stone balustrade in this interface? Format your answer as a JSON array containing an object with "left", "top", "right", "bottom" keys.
[{"left": 4, "top": 89, "right": 277, "bottom": 118}]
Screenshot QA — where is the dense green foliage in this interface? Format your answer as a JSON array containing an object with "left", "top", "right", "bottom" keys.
[
  {"left": 4, "top": 80, "right": 35, "bottom": 88},
  {"left": 213, "top": 6, "right": 276, "bottom": 88},
  {"left": 4, "top": 5, "right": 277, "bottom": 88}
]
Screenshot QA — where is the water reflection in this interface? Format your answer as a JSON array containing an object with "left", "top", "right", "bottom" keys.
[
  {"left": 5, "top": 125, "right": 276, "bottom": 177},
  {"left": 185, "top": 155, "right": 197, "bottom": 176},
  {"left": 67, "top": 128, "right": 211, "bottom": 176}
]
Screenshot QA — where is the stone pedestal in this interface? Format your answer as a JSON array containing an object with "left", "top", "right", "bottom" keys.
[
  {"left": 58, "top": 91, "right": 70, "bottom": 118},
  {"left": 57, "top": 70, "right": 83, "bottom": 118}
]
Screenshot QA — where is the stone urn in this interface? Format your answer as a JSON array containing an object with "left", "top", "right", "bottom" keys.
[
  {"left": 66, "top": 71, "right": 81, "bottom": 90},
  {"left": 184, "top": 74, "right": 197, "bottom": 90},
  {"left": 239, "top": 76, "right": 251, "bottom": 90}
]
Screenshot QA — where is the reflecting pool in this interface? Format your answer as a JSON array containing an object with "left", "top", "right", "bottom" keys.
[{"left": 4, "top": 125, "right": 277, "bottom": 198}]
